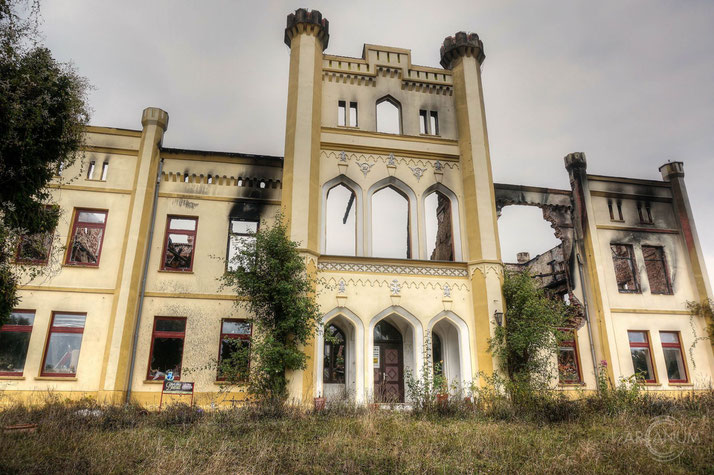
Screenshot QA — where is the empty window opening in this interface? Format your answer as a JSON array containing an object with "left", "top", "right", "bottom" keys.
[
  {"left": 557, "top": 329, "right": 581, "bottom": 384},
  {"left": 608, "top": 200, "right": 624, "bottom": 221},
  {"left": 372, "top": 186, "right": 410, "bottom": 258},
  {"left": 642, "top": 245, "right": 672, "bottom": 294},
  {"left": 16, "top": 228, "right": 53, "bottom": 264},
  {"left": 0, "top": 310, "right": 35, "bottom": 376},
  {"left": 323, "top": 324, "right": 346, "bottom": 384},
  {"left": 498, "top": 206, "right": 561, "bottom": 266},
  {"left": 425, "top": 191, "right": 454, "bottom": 261},
  {"left": 638, "top": 202, "right": 653, "bottom": 224},
  {"left": 419, "top": 110, "right": 428, "bottom": 134},
  {"left": 611, "top": 244, "right": 640, "bottom": 293},
  {"left": 100, "top": 162, "right": 109, "bottom": 181},
  {"left": 430, "top": 111, "right": 439, "bottom": 135},
  {"left": 628, "top": 330, "right": 655, "bottom": 383},
  {"left": 66, "top": 209, "right": 108, "bottom": 266},
  {"left": 376, "top": 97, "right": 401, "bottom": 134},
  {"left": 217, "top": 320, "right": 252, "bottom": 381},
  {"left": 161, "top": 216, "right": 198, "bottom": 271},
  {"left": 147, "top": 317, "right": 186, "bottom": 381},
  {"left": 432, "top": 332, "right": 443, "bottom": 377},
  {"left": 227, "top": 218, "right": 258, "bottom": 271},
  {"left": 338, "top": 100, "right": 346, "bottom": 126},
  {"left": 87, "top": 161, "right": 96, "bottom": 180},
  {"left": 42, "top": 312, "right": 86, "bottom": 377},
  {"left": 207, "top": 175, "right": 213, "bottom": 184},
  {"left": 259, "top": 181, "right": 266, "bottom": 189},
  {"left": 184, "top": 173, "right": 189, "bottom": 183},
  {"left": 349, "top": 102, "right": 358, "bottom": 127},
  {"left": 325, "top": 184, "right": 356, "bottom": 256},
  {"left": 660, "top": 331, "right": 687, "bottom": 383}
]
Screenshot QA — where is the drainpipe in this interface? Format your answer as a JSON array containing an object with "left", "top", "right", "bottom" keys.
[
  {"left": 125, "top": 158, "right": 164, "bottom": 404},
  {"left": 576, "top": 252, "right": 600, "bottom": 392}
]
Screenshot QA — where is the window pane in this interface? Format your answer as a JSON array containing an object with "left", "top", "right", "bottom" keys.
[
  {"left": 558, "top": 347, "right": 580, "bottom": 382},
  {"left": 77, "top": 211, "right": 106, "bottom": 224},
  {"left": 17, "top": 233, "right": 52, "bottom": 262},
  {"left": 69, "top": 226, "right": 104, "bottom": 264},
  {"left": 169, "top": 218, "right": 196, "bottom": 231},
  {"left": 53, "top": 314, "right": 85, "bottom": 328},
  {"left": 149, "top": 337, "right": 184, "bottom": 379},
  {"left": 219, "top": 338, "right": 250, "bottom": 379},
  {"left": 155, "top": 318, "right": 186, "bottom": 333},
  {"left": 628, "top": 331, "right": 647, "bottom": 344},
  {"left": 8, "top": 311, "right": 35, "bottom": 326},
  {"left": 325, "top": 184, "right": 356, "bottom": 256},
  {"left": 231, "top": 220, "right": 258, "bottom": 234},
  {"left": 630, "top": 348, "right": 654, "bottom": 381},
  {"left": 660, "top": 332, "right": 679, "bottom": 344},
  {"left": 663, "top": 348, "right": 686, "bottom": 381},
  {"left": 372, "top": 186, "right": 410, "bottom": 258},
  {"left": 374, "top": 320, "right": 402, "bottom": 342},
  {"left": 0, "top": 332, "right": 32, "bottom": 373},
  {"left": 164, "top": 233, "right": 195, "bottom": 269},
  {"left": 44, "top": 333, "right": 83, "bottom": 374},
  {"left": 222, "top": 321, "right": 251, "bottom": 335},
  {"left": 425, "top": 191, "right": 454, "bottom": 261},
  {"left": 376, "top": 100, "right": 400, "bottom": 134}
]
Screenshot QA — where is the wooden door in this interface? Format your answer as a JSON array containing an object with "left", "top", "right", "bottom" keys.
[{"left": 374, "top": 343, "right": 404, "bottom": 403}]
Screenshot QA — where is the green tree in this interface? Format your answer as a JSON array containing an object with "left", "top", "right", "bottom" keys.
[
  {"left": 489, "top": 271, "right": 574, "bottom": 389},
  {"left": 0, "top": 0, "right": 89, "bottom": 324},
  {"left": 221, "top": 213, "right": 322, "bottom": 403}
]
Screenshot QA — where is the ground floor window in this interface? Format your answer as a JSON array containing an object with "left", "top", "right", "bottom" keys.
[
  {"left": 0, "top": 310, "right": 35, "bottom": 375},
  {"left": 148, "top": 317, "right": 186, "bottom": 381},
  {"left": 557, "top": 329, "right": 582, "bottom": 383},
  {"left": 627, "top": 330, "right": 656, "bottom": 383},
  {"left": 660, "top": 331, "right": 688, "bottom": 383},
  {"left": 323, "top": 324, "right": 346, "bottom": 384},
  {"left": 217, "top": 319, "right": 252, "bottom": 381},
  {"left": 41, "top": 312, "right": 86, "bottom": 377}
]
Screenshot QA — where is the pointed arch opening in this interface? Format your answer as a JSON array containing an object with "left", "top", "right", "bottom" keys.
[
  {"left": 376, "top": 95, "right": 402, "bottom": 134},
  {"left": 318, "top": 308, "right": 365, "bottom": 402},
  {"left": 325, "top": 183, "right": 357, "bottom": 256}
]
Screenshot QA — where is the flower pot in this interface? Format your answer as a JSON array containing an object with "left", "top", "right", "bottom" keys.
[
  {"left": 436, "top": 393, "right": 449, "bottom": 404},
  {"left": 313, "top": 397, "right": 326, "bottom": 411}
]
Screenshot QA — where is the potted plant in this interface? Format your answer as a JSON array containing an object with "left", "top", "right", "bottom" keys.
[{"left": 314, "top": 393, "right": 326, "bottom": 411}]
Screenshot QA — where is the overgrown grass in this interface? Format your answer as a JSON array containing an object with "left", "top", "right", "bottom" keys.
[{"left": 0, "top": 391, "right": 712, "bottom": 474}]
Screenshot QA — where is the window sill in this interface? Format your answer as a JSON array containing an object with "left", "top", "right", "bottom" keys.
[
  {"left": 158, "top": 269, "right": 194, "bottom": 274},
  {"left": 558, "top": 382, "right": 585, "bottom": 387},
  {"left": 668, "top": 382, "right": 692, "bottom": 386},
  {"left": 214, "top": 381, "right": 248, "bottom": 386},
  {"left": 34, "top": 376, "right": 78, "bottom": 381},
  {"left": 610, "top": 219, "right": 625, "bottom": 223},
  {"left": 336, "top": 125, "right": 359, "bottom": 130},
  {"left": 418, "top": 133, "right": 441, "bottom": 138},
  {"left": 643, "top": 382, "right": 661, "bottom": 387},
  {"left": 14, "top": 261, "right": 49, "bottom": 266},
  {"left": 63, "top": 264, "right": 100, "bottom": 269},
  {"left": 0, "top": 375, "right": 25, "bottom": 380},
  {"left": 144, "top": 380, "right": 166, "bottom": 384}
]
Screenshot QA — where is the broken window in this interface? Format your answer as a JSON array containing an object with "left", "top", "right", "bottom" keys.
[
  {"left": 372, "top": 186, "right": 410, "bottom": 258},
  {"left": 325, "top": 183, "right": 356, "bottom": 256},
  {"left": 0, "top": 310, "right": 35, "bottom": 375},
  {"left": 611, "top": 244, "right": 640, "bottom": 293},
  {"left": 323, "top": 324, "right": 346, "bottom": 384},
  {"left": 637, "top": 202, "right": 653, "bottom": 224},
  {"left": 376, "top": 97, "right": 401, "bottom": 134},
  {"left": 425, "top": 191, "right": 454, "bottom": 261},
  {"left": 41, "top": 312, "right": 85, "bottom": 377},
  {"left": 628, "top": 330, "right": 655, "bottom": 383},
  {"left": 147, "top": 317, "right": 186, "bottom": 381},
  {"left": 557, "top": 329, "right": 581, "bottom": 384},
  {"left": 227, "top": 219, "right": 258, "bottom": 271},
  {"left": 660, "top": 331, "right": 687, "bottom": 383},
  {"left": 217, "top": 319, "right": 252, "bottom": 381},
  {"left": 161, "top": 216, "right": 197, "bottom": 271},
  {"left": 66, "top": 209, "right": 108, "bottom": 266},
  {"left": 338, "top": 100, "right": 346, "bottom": 126},
  {"left": 642, "top": 245, "right": 672, "bottom": 294},
  {"left": 16, "top": 231, "right": 53, "bottom": 264}
]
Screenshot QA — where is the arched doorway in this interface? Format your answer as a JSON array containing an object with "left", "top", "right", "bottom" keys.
[{"left": 373, "top": 320, "right": 404, "bottom": 403}]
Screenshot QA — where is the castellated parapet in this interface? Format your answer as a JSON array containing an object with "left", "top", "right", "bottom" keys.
[
  {"left": 440, "top": 31, "right": 485, "bottom": 69},
  {"left": 284, "top": 8, "right": 330, "bottom": 50}
]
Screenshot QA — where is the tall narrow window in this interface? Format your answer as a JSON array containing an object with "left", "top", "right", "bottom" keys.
[
  {"left": 637, "top": 203, "right": 653, "bottom": 224},
  {"left": 611, "top": 244, "right": 639, "bottom": 293},
  {"left": 0, "top": 310, "right": 35, "bottom": 376},
  {"left": 41, "top": 312, "right": 86, "bottom": 377},
  {"left": 161, "top": 216, "right": 198, "bottom": 271},
  {"left": 337, "top": 100, "right": 346, "bottom": 127},
  {"left": 430, "top": 111, "right": 439, "bottom": 135},
  {"left": 372, "top": 186, "right": 410, "bottom": 258},
  {"left": 349, "top": 102, "right": 358, "bottom": 127},
  {"left": 323, "top": 324, "right": 346, "bottom": 384},
  {"left": 628, "top": 330, "right": 656, "bottom": 383},
  {"left": 66, "top": 209, "right": 108, "bottom": 266},
  {"left": 419, "top": 110, "right": 428, "bottom": 134},
  {"left": 660, "top": 331, "right": 687, "bottom": 383},
  {"left": 87, "top": 161, "right": 96, "bottom": 180},
  {"left": 425, "top": 191, "right": 454, "bottom": 261},
  {"left": 642, "top": 246, "right": 672, "bottom": 294},
  {"left": 432, "top": 332, "right": 443, "bottom": 377},
  {"left": 557, "top": 329, "right": 581, "bottom": 383},
  {"left": 100, "top": 161, "right": 109, "bottom": 181},
  {"left": 376, "top": 97, "right": 401, "bottom": 134},
  {"left": 217, "top": 320, "right": 252, "bottom": 381},
  {"left": 227, "top": 219, "right": 258, "bottom": 271},
  {"left": 147, "top": 317, "right": 186, "bottom": 381},
  {"left": 607, "top": 201, "right": 615, "bottom": 220},
  {"left": 325, "top": 184, "right": 356, "bottom": 256}
]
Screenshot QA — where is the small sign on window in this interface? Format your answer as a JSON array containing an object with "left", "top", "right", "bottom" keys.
[{"left": 373, "top": 346, "right": 380, "bottom": 368}]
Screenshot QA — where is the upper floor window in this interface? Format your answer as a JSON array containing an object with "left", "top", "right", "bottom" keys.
[
  {"left": 607, "top": 200, "right": 623, "bottom": 222},
  {"left": 227, "top": 219, "right": 258, "bottom": 271},
  {"left": 16, "top": 231, "right": 53, "bottom": 265},
  {"left": 419, "top": 110, "right": 439, "bottom": 135},
  {"left": 376, "top": 96, "right": 401, "bottom": 134},
  {"left": 325, "top": 183, "right": 357, "bottom": 256},
  {"left": 337, "top": 101, "right": 358, "bottom": 127},
  {"left": 372, "top": 186, "right": 410, "bottom": 258},
  {"left": 637, "top": 202, "right": 653, "bottom": 225},
  {"left": 0, "top": 310, "right": 35, "bottom": 376},
  {"left": 66, "top": 209, "right": 108, "bottom": 267},
  {"left": 642, "top": 246, "right": 672, "bottom": 294},
  {"left": 162, "top": 216, "right": 197, "bottom": 272},
  {"left": 425, "top": 190, "right": 453, "bottom": 261},
  {"left": 611, "top": 244, "right": 639, "bottom": 293}
]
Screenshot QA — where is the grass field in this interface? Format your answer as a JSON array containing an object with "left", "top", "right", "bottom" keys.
[{"left": 1, "top": 394, "right": 712, "bottom": 474}]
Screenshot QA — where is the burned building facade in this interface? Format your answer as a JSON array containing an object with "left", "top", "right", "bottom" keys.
[{"left": 1, "top": 9, "right": 713, "bottom": 406}]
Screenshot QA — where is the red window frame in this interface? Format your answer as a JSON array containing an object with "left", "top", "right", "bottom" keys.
[
  {"left": 660, "top": 331, "right": 688, "bottom": 383},
  {"left": 216, "top": 319, "right": 252, "bottom": 381},
  {"left": 147, "top": 316, "right": 187, "bottom": 381},
  {"left": 627, "top": 330, "right": 656, "bottom": 383},
  {"left": 15, "top": 231, "right": 54, "bottom": 265},
  {"left": 161, "top": 216, "right": 198, "bottom": 272},
  {"left": 65, "top": 208, "right": 108, "bottom": 267},
  {"left": 40, "top": 311, "right": 86, "bottom": 377},
  {"left": 0, "top": 309, "right": 35, "bottom": 376},
  {"left": 557, "top": 328, "right": 582, "bottom": 384}
]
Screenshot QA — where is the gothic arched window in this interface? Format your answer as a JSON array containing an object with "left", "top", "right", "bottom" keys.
[
  {"left": 376, "top": 96, "right": 401, "bottom": 134},
  {"left": 425, "top": 190, "right": 454, "bottom": 261},
  {"left": 325, "top": 183, "right": 357, "bottom": 256},
  {"left": 371, "top": 186, "right": 411, "bottom": 258},
  {"left": 323, "top": 324, "right": 346, "bottom": 384}
]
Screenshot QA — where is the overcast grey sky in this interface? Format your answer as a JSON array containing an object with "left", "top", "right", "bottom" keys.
[{"left": 41, "top": 0, "right": 714, "bottom": 282}]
